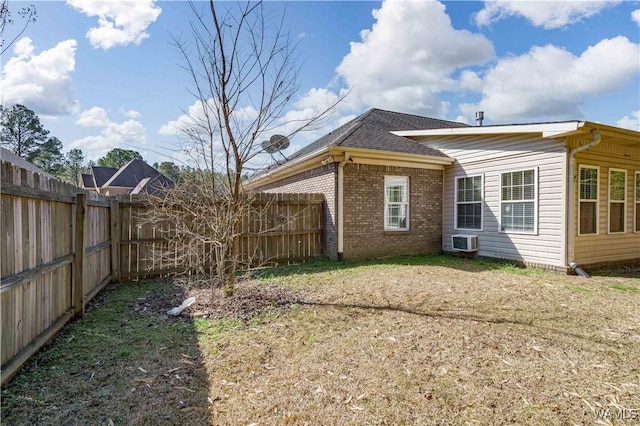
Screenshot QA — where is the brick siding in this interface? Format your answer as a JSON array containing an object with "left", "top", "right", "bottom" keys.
[
  {"left": 253, "top": 163, "right": 338, "bottom": 259},
  {"left": 342, "top": 163, "right": 443, "bottom": 260}
]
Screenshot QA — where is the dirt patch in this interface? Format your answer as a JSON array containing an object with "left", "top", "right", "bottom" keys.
[{"left": 132, "top": 279, "right": 307, "bottom": 322}]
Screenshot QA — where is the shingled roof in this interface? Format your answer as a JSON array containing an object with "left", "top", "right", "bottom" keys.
[
  {"left": 90, "top": 166, "right": 119, "bottom": 187},
  {"left": 287, "top": 108, "right": 469, "bottom": 162},
  {"left": 103, "top": 159, "right": 174, "bottom": 189}
]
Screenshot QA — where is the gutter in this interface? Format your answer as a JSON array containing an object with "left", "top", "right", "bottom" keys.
[
  {"left": 566, "top": 129, "right": 601, "bottom": 276},
  {"left": 337, "top": 151, "right": 350, "bottom": 261}
]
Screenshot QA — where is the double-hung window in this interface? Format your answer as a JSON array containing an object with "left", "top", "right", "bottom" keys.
[
  {"left": 384, "top": 176, "right": 409, "bottom": 230},
  {"left": 455, "top": 175, "right": 483, "bottom": 230},
  {"left": 608, "top": 169, "right": 626, "bottom": 233},
  {"left": 635, "top": 172, "right": 640, "bottom": 233},
  {"left": 500, "top": 169, "right": 537, "bottom": 233},
  {"left": 578, "top": 166, "right": 598, "bottom": 235}
]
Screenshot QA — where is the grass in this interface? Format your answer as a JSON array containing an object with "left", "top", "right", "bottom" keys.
[{"left": 2, "top": 254, "right": 639, "bottom": 425}]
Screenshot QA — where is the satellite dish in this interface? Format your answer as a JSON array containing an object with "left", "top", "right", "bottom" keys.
[
  {"left": 261, "top": 140, "right": 278, "bottom": 154},
  {"left": 262, "top": 134, "right": 290, "bottom": 154}
]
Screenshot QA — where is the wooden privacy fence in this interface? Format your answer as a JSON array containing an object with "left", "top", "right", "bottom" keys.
[
  {"left": 113, "top": 192, "right": 325, "bottom": 280},
  {"left": 1, "top": 161, "right": 324, "bottom": 385},
  {"left": 1, "top": 163, "right": 113, "bottom": 385}
]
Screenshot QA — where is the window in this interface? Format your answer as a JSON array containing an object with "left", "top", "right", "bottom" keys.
[
  {"left": 384, "top": 176, "right": 409, "bottom": 230},
  {"left": 500, "top": 169, "right": 536, "bottom": 233},
  {"left": 608, "top": 169, "right": 626, "bottom": 233},
  {"left": 578, "top": 166, "right": 598, "bottom": 235},
  {"left": 455, "top": 175, "right": 483, "bottom": 230},
  {"left": 635, "top": 172, "right": 640, "bottom": 233}
]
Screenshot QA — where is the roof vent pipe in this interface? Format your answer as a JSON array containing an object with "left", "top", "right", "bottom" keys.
[{"left": 475, "top": 111, "right": 484, "bottom": 126}]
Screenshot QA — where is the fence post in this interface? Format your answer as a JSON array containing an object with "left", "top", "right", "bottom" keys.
[
  {"left": 73, "top": 192, "right": 86, "bottom": 317},
  {"left": 110, "top": 198, "right": 121, "bottom": 283}
]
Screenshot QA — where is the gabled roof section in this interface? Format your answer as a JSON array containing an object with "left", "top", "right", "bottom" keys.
[
  {"left": 81, "top": 173, "right": 95, "bottom": 188},
  {"left": 103, "top": 159, "right": 174, "bottom": 189},
  {"left": 91, "top": 166, "right": 118, "bottom": 187},
  {"left": 289, "top": 108, "right": 468, "bottom": 161}
]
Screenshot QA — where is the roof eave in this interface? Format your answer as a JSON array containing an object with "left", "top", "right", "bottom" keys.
[{"left": 393, "top": 121, "right": 585, "bottom": 138}]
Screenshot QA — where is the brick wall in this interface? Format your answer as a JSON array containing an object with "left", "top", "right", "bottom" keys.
[
  {"left": 342, "top": 163, "right": 443, "bottom": 260},
  {"left": 253, "top": 163, "right": 338, "bottom": 259}
]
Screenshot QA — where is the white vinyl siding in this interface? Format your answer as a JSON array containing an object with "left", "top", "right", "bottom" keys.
[
  {"left": 578, "top": 165, "right": 598, "bottom": 235},
  {"left": 455, "top": 175, "right": 483, "bottom": 230},
  {"left": 500, "top": 169, "right": 537, "bottom": 233},
  {"left": 635, "top": 171, "right": 640, "bottom": 233},
  {"left": 384, "top": 176, "right": 409, "bottom": 230},
  {"left": 422, "top": 134, "right": 566, "bottom": 268},
  {"left": 608, "top": 168, "right": 626, "bottom": 234}
]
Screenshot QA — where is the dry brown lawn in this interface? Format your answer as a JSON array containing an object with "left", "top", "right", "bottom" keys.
[{"left": 2, "top": 255, "right": 639, "bottom": 425}]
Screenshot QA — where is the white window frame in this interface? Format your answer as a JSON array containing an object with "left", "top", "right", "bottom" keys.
[
  {"left": 608, "top": 168, "right": 626, "bottom": 234},
  {"left": 578, "top": 165, "right": 599, "bottom": 236},
  {"left": 384, "top": 176, "right": 409, "bottom": 231},
  {"left": 634, "top": 171, "right": 640, "bottom": 233},
  {"left": 499, "top": 168, "right": 538, "bottom": 234},
  {"left": 454, "top": 174, "right": 483, "bottom": 231}
]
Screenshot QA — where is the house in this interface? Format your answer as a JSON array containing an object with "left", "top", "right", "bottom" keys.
[
  {"left": 81, "top": 159, "right": 173, "bottom": 195},
  {"left": 246, "top": 108, "right": 640, "bottom": 272}
]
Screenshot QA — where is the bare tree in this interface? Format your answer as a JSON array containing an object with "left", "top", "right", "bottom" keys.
[
  {"left": 144, "top": 0, "right": 343, "bottom": 297},
  {"left": 1, "top": 1, "right": 37, "bottom": 56}
]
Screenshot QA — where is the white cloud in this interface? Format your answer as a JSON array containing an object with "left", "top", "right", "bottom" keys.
[
  {"left": 459, "top": 36, "right": 640, "bottom": 121},
  {"left": 0, "top": 37, "right": 79, "bottom": 115},
  {"left": 76, "top": 106, "right": 111, "bottom": 127},
  {"left": 617, "top": 111, "right": 640, "bottom": 131},
  {"left": 475, "top": 0, "right": 618, "bottom": 29},
  {"left": 334, "top": 0, "right": 494, "bottom": 117},
  {"left": 69, "top": 108, "right": 147, "bottom": 160},
  {"left": 632, "top": 9, "right": 640, "bottom": 26},
  {"left": 158, "top": 99, "right": 215, "bottom": 136},
  {"left": 120, "top": 108, "right": 141, "bottom": 119},
  {"left": 66, "top": 0, "right": 161, "bottom": 50}
]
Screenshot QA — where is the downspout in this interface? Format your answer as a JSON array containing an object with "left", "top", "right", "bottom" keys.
[
  {"left": 567, "top": 129, "right": 600, "bottom": 277},
  {"left": 337, "top": 152, "right": 350, "bottom": 261}
]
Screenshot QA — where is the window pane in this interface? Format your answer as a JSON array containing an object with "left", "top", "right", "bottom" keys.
[
  {"left": 609, "top": 203, "right": 624, "bottom": 232},
  {"left": 580, "top": 168, "right": 598, "bottom": 200},
  {"left": 457, "top": 203, "right": 482, "bottom": 229},
  {"left": 610, "top": 171, "right": 625, "bottom": 201},
  {"left": 501, "top": 201, "right": 534, "bottom": 232},
  {"left": 579, "top": 201, "right": 596, "bottom": 234},
  {"left": 524, "top": 169, "right": 534, "bottom": 185},
  {"left": 636, "top": 206, "right": 640, "bottom": 233},
  {"left": 636, "top": 173, "right": 640, "bottom": 200}
]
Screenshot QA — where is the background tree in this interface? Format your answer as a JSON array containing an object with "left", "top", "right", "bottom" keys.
[
  {"left": 1, "top": 1, "right": 37, "bottom": 55},
  {"left": 144, "top": 0, "right": 342, "bottom": 297},
  {"left": 153, "top": 161, "right": 182, "bottom": 182},
  {"left": 64, "top": 148, "right": 85, "bottom": 185},
  {"left": 97, "top": 148, "right": 143, "bottom": 168},
  {"left": 30, "top": 136, "right": 66, "bottom": 177},
  {"left": 1, "top": 104, "right": 50, "bottom": 159}
]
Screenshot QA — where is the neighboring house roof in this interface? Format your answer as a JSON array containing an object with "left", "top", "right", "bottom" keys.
[
  {"left": 91, "top": 166, "right": 119, "bottom": 187},
  {"left": 0, "top": 147, "right": 55, "bottom": 179},
  {"left": 103, "top": 159, "right": 174, "bottom": 190},
  {"left": 81, "top": 173, "right": 95, "bottom": 188},
  {"left": 289, "top": 108, "right": 469, "bottom": 161}
]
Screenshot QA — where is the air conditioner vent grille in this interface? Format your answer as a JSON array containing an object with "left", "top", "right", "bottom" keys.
[{"left": 452, "top": 234, "right": 478, "bottom": 252}]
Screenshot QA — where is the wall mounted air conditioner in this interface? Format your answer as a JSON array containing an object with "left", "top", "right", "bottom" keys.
[{"left": 451, "top": 234, "right": 478, "bottom": 252}]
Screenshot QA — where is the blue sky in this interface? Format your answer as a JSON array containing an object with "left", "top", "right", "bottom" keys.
[{"left": 1, "top": 0, "right": 639, "bottom": 166}]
